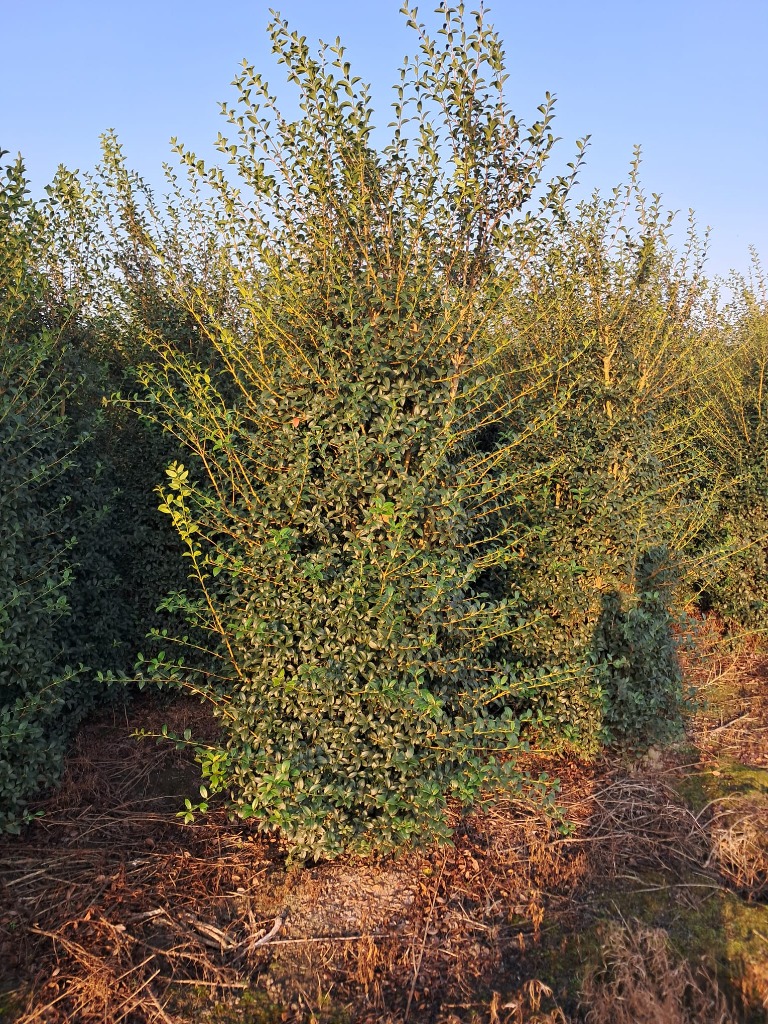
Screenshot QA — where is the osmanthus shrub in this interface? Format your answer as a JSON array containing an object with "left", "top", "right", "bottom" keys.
[
  {"left": 495, "top": 161, "right": 720, "bottom": 746},
  {"left": 0, "top": 152, "right": 84, "bottom": 831},
  {"left": 696, "top": 256, "right": 768, "bottom": 629},
  {"left": 40, "top": 164, "right": 195, "bottom": 680},
  {"left": 0, "top": 149, "right": 200, "bottom": 830},
  {"left": 102, "top": 4, "right": 589, "bottom": 859}
]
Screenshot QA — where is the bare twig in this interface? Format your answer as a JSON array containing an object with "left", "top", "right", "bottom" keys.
[
  {"left": 251, "top": 910, "right": 287, "bottom": 948},
  {"left": 405, "top": 854, "right": 447, "bottom": 1022}
]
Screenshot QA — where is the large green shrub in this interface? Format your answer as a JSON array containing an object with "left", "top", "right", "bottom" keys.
[
  {"left": 30, "top": 3, "right": 747, "bottom": 855},
  {"left": 39, "top": 164, "right": 191, "bottom": 678},
  {"left": 0, "top": 149, "right": 185, "bottom": 830},
  {"left": 2, "top": 5, "right": 762, "bottom": 851},
  {"left": 0, "top": 152, "right": 86, "bottom": 830},
  {"left": 88, "top": 5, "right": 595, "bottom": 860},
  {"left": 695, "top": 256, "right": 768, "bottom": 630},
  {"left": 494, "top": 162, "right": 718, "bottom": 745}
]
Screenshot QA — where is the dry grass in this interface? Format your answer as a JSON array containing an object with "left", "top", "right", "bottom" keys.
[
  {"left": 707, "top": 795, "right": 768, "bottom": 900},
  {"left": 580, "top": 922, "right": 735, "bottom": 1024},
  {"left": 19, "top": 921, "right": 174, "bottom": 1024},
  {"left": 4, "top": 636, "right": 768, "bottom": 1023},
  {"left": 584, "top": 772, "right": 712, "bottom": 880},
  {"left": 685, "top": 621, "right": 768, "bottom": 768},
  {"left": 0, "top": 699, "right": 597, "bottom": 1023}
]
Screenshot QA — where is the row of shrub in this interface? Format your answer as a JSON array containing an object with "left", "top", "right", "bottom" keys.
[{"left": 2, "top": 5, "right": 767, "bottom": 856}]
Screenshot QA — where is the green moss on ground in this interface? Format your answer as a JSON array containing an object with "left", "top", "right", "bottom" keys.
[
  {"left": 672, "top": 759, "right": 768, "bottom": 817},
  {"left": 163, "top": 985, "right": 283, "bottom": 1024},
  {"left": 527, "top": 881, "right": 768, "bottom": 1021}
]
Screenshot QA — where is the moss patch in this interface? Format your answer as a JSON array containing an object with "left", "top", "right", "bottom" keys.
[
  {"left": 164, "top": 985, "right": 284, "bottom": 1024},
  {"left": 580, "top": 879, "right": 768, "bottom": 1021},
  {"left": 673, "top": 759, "right": 768, "bottom": 814}
]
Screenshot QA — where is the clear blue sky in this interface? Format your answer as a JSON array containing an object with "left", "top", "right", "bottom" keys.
[{"left": 2, "top": 1, "right": 766, "bottom": 279}]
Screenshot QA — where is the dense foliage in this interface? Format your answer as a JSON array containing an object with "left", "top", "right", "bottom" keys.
[
  {"left": 0, "top": 154, "right": 185, "bottom": 830},
  {"left": 89, "top": 8, "right": 583, "bottom": 858},
  {"left": 494, "top": 165, "right": 717, "bottom": 746},
  {"left": 2, "top": 5, "right": 767, "bottom": 856},
  {"left": 0, "top": 152, "right": 87, "bottom": 831},
  {"left": 694, "top": 257, "right": 768, "bottom": 626}
]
